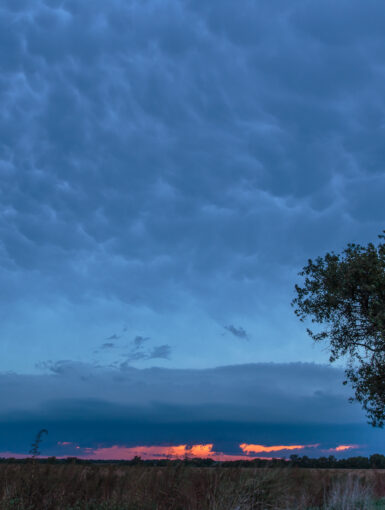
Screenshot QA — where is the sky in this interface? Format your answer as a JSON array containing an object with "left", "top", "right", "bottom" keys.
[{"left": 1, "top": 0, "right": 385, "bottom": 459}]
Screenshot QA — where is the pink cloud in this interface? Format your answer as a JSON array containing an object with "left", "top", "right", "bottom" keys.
[
  {"left": 240, "top": 443, "right": 319, "bottom": 454},
  {"left": 329, "top": 445, "right": 360, "bottom": 453}
]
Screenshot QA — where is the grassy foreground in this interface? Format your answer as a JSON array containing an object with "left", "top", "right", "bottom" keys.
[{"left": 1, "top": 463, "right": 385, "bottom": 509}]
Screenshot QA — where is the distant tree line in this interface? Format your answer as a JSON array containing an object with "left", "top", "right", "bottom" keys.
[{"left": 2, "top": 454, "right": 385, "bottom": 469}]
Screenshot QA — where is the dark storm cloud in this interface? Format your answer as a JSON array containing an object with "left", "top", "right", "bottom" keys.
[
  {"left": 2, "top": 361, "right": 385, "bottom": 457},
  {"left": 1, "top": 0, "right": 385, "bottom": 317},
  {"left": 0, "top": 362, "right": 363, "bottom": 424}
]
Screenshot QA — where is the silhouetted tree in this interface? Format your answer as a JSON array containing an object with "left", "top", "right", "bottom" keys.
[
  {"left": 29, "top": 429, "right": 48, "bottom": 458},
  {"left": 292, "top": 232, "right": 385, "bottom": 426}
]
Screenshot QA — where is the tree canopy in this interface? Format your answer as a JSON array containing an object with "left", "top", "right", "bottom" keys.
[{"left": 292, "top": 233, "right": 385, "bottom": 426}]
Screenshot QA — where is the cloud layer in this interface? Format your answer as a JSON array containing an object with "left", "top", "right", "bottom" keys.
[
  {"left": 0, "top": 361, "right": 360, "bottom": 418},
  {"left": 1, "top": 0, "right": 385, "bottom": 370},
  {"left": 3, "top": 360, "right": 385, "bottom": 458}
]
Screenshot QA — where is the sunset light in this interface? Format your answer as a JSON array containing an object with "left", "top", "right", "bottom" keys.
[
  {"left": 334, "top": 445, "right": 359, "bottom": 452},
  {"left": 50, "top": 442, "right": 342, "bottom": 461},
  {"left": 239, "top": 444, "right": 319, "bottom": 455},
  {"left": 81, "top": 444, "right": 216, "bottom": 461},
  {"left": 80, "top": 444, "right": 275, "bottom": 462}
]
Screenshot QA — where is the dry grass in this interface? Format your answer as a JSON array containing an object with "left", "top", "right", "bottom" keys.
[{"left": 0, "top": 463, "right": 384, "bottom": 509}]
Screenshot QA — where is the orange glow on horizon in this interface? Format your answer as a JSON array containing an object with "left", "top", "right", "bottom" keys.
[
  {"left": 76, "top": 444, "right": 274, "bottom": 462},
  {"left": 78, "top": 443, "right": 318, "bottom": 461},
  {"left": 82, "top": 444, "right": 216, "bottom": 461},
  {"left": 189, "top": 444, "right": 215, "bottom": 457},
  {"left": 0, "top": 442, "right": 363, "bottom": 462},
  {"left": 334, "top": 445, "right": 359, "bottom": 452},
  {"left": 240, "top": 443, "right": 319, "bottom": 454},
  {"left": 54, "top": 441, "right": 361, "bottom": 461}
]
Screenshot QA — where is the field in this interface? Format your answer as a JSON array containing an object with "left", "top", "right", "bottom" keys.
[{"left": 1, "top": 463, "right": 385, "bottom": 509}]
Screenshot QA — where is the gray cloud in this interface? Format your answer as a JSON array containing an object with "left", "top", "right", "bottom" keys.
[
  {"left": 105, "top": 334, "right": 120, "bottom": 341},
  {"left": 149, "top": 344, "right": 171, "bottom": 360},
  {"left": 4, "top": 360, "right": 381, "bottom": 457},
  {"left": 225, "top": 325, "right": 249, "bottom": 340},
  {"left": 120, "top": 343, "right": 172, "bottom": 366},
  {"left": 1, "top": 361, "right": 364, "bottom": 425},
  {"left": 1, "top": 0, "right": 384, "bottom": 313},
  {"left": 133, "top": 336, "right": 149, "bottom": 349},
  {"left": 1, "top": 0, "right": 385, "bottom": 373},
  {"left": 101, "top": 342, "right": 115, "bottom": 349},
  {"left": 119, "top": 351, "right": 148, "bottom": 366}
]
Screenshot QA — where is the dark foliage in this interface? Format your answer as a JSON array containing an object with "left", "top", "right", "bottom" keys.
[
  {"left": 29, "top": 429, "right": 48, "bottom": 458},
  {"left": 2, "top": 454, "right": 385, "bottom": 469},
  {"left": 292, "top": 232, "right": 385, "bottom": 426}
]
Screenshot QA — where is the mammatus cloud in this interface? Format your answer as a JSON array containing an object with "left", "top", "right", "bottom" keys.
[{"left": 1, "top": 0, "right": 385, "bottom": 374}]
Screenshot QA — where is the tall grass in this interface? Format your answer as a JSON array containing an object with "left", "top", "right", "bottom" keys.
[{"left": 0, "top": 463, "right": 384, "bottom": 509}]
